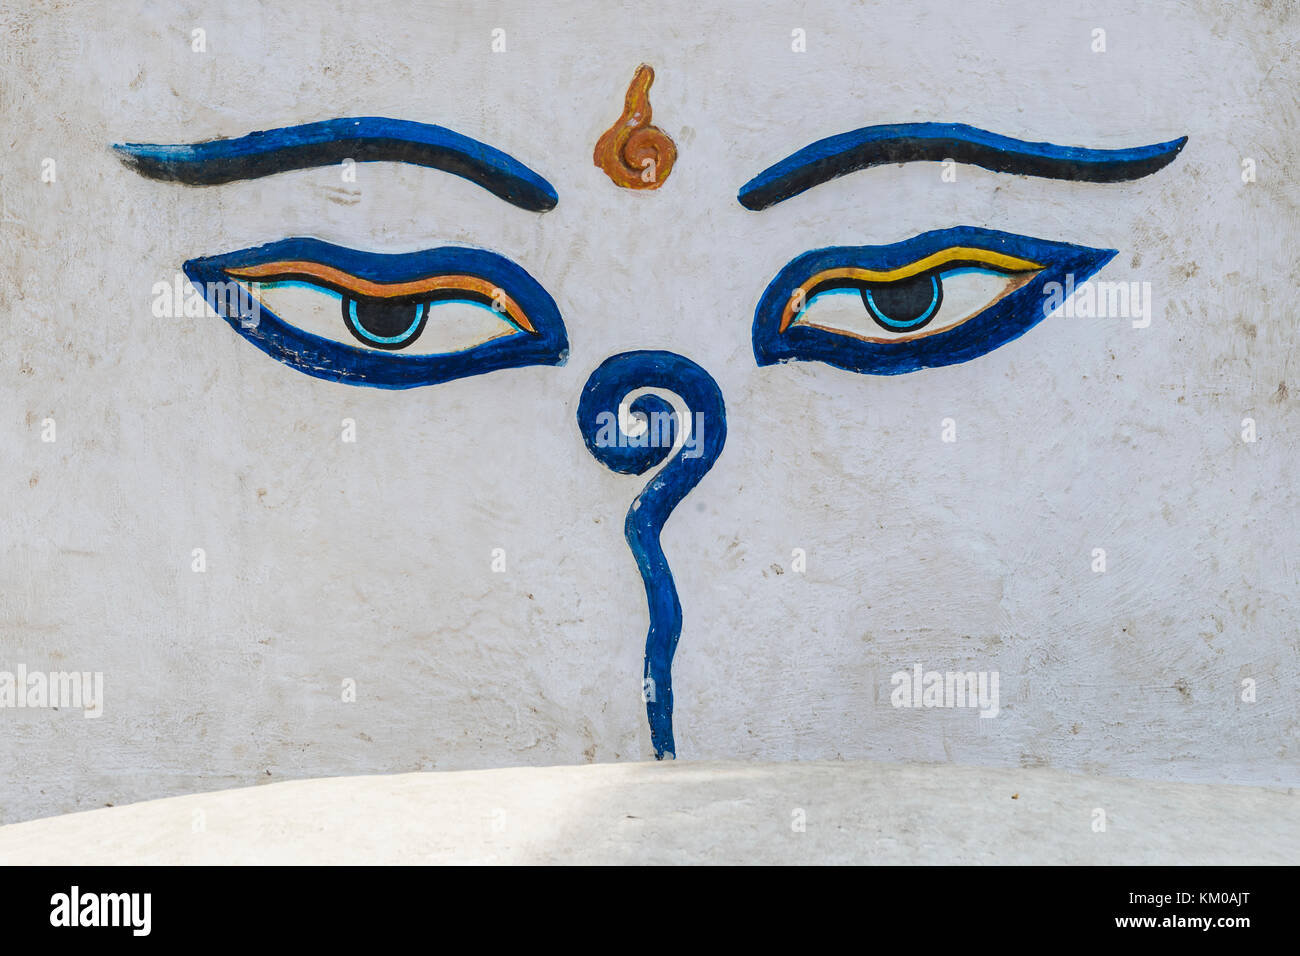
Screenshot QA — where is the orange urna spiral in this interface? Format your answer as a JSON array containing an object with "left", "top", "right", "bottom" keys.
[{"left": 593, "top": 64, "right": 677, "bottom": 190}]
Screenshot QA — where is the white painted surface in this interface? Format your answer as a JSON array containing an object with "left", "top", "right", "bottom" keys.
[
  {"left": 1, "top": 0, "right": 1297, "bottom": 825},
  {"left": 1, "top": 761, "right": 1296, "bottom": 865}
]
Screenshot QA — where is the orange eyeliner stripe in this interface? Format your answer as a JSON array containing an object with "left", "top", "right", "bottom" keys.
[
  {"left": 225, "top": 260, "right": 537, "bottom": 333},
  {"left": 779, "top": 247, "right": 1043, "bottom": 332}
]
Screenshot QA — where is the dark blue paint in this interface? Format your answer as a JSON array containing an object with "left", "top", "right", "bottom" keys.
[
  {"left": 576, "top": 351, "right": 727, "bottom": 759},
  {"left": 114, "top": 117, "right": 558, "bottom": 212},
  {"left": 185, "top": 238, "right": 568, "bottom": 389},
  {"left": 738, "top": 122, "right": 1187, "bottom": 209},
  {"left": 753, "top": 227, "right": 1115, "bottom": 375}
]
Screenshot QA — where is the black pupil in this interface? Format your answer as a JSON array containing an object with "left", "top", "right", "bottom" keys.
[
  {"left": 351, "top": 298, "right": 416, "bottom": 337},
  {"left": 860, "top": 273, "right": 939, "bottom": 326}
]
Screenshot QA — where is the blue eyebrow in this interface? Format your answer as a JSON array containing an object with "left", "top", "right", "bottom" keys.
[
  {"left": 737, "top": 122, "right": 1187, "bottom": 210},
  {"left": 112, "top": 117, "right": 558, "bottom": 212}
]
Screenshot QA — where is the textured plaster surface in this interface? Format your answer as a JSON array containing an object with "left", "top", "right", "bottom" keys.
[
  {"left": 1, "top": 0, "right": 1298, "bottom": 825},
  {"left": 1, "top": 760, "right": 1296, "bottom": 864}
]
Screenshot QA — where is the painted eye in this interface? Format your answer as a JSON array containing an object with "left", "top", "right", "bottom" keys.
[
  {"left": 184, "top": 239, "right": 567, "bottom": 389},
  {"left": 236, "top": 271, "right": 533, "bottom": 356},
  {"left": 753, "top": 226, "right": 1116, "bottom": 375},
  {"left": 791, "top": 253, "right": 1041, "bottom": 343}
]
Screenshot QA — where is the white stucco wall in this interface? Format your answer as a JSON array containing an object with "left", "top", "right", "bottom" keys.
[{"left": 2, "top": 0, "right": 1296, "bottom": 823}]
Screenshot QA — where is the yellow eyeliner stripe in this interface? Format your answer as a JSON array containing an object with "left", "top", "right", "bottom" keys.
[
  {"left": 225, "top": 260, "right": 537, "bottom": 334},
  {"left": 781, "top": 246, "right": 1042, "bottom": 332},
  {"left": 797, "top": 272, "right": 1036, "bottom": 344}
]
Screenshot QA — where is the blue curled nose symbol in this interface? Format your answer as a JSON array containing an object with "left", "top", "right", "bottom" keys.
[{"left": 576, "top": 350, "right": 727, "bottom": 759}]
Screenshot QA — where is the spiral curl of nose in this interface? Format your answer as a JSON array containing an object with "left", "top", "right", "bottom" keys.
[
  {"left": 577, "top": 351, "right": 727, "bottom": 759},
  {"left": 593, "top": 64, "right": 677, "bottom": 190}
]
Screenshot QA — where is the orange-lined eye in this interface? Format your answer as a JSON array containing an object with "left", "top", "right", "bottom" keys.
[
  {"left": 185, "top": 239, "right": 568, "bottom": 389},
  {"left": 226, "top": 260, "right": 537, "bottom": 340}
]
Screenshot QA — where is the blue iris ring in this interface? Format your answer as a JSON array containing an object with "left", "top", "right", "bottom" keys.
[
  {"left": 861, "top": 273, "right": 942, "bottom": 331},
  {"left": 343, "top": 298, "right": 427, "bottom": 348}
]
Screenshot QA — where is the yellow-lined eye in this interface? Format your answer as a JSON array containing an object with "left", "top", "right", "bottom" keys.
[
  {"left": 782, "top": 246, "right": 1042, "bottom": 341},
  {"left": 754, "top": 227, "right": 1118, "bottom": 375}
]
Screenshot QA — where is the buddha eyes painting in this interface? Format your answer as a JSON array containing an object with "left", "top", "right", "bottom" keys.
[{"left": 3, "top": 0, "right": 1297, "bottom": 873}]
